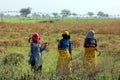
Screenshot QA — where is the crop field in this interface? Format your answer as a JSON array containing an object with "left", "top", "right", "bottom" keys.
[{"left": 0, "top": 18, "right": 120, "bottom": 80}]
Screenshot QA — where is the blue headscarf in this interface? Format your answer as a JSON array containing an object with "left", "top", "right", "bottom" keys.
[{"left": 85, "top": 30, "right": 95, "bottom": 39}]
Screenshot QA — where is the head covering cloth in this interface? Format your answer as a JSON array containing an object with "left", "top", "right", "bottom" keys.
[
  {"left": 62, "top": 31, "right": 70, "bottom": 40},
  {"left": 32, "top": 33, "right": 40, "bottom": 44},
  {"left": 62, "top": 31, "right": 69, "bottom": 35},
  {"left": 85, "top": 30, "right": 95, "bottom": 39}
]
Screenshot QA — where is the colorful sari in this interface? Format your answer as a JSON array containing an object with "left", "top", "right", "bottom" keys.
[
  {"left": 56, "top": 49, "right": 72, "bottom": 76},
  {"left": 83, "top": 47, "right": 97, "bottom": 74}
]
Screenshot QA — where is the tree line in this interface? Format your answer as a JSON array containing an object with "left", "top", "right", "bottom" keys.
[
  {"left": 19, "top": 8, "right": 110, "bottom": 18},
  {"left": 0, "top": 7, "right": 120, "bottom": 18}
]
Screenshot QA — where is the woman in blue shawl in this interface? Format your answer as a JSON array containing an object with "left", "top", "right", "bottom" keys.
[{"left": 83, "top": 30, "right": 98, "bottom": 76}]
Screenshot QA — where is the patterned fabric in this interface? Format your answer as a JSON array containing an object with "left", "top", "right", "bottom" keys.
[
  {"left": 83, "top": 47, "right": 97, "bottom": 74},
  {"left": 29, "top": 41, "right": 45, "bottom": 68},
  {"left": 56, "top": 49, "right": 72, "bottom": 76},
  {"left": 84, "top": 38, "right": 97, "bottom": 48}
]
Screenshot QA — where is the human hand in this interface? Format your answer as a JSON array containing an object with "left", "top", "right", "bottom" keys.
[
  {"left": 45, "top": 43, "right": 49, "bottom": 48},
  {"left": 43, "top": 42, "right": 49, "bottom": 48}
]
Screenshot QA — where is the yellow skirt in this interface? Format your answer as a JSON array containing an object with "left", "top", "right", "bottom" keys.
[
  {"left": 56, "top": 49, "right": 72, "bottom": 76},
  {"left": 83, "top": 47, "right": 97, "bottom": 74}
]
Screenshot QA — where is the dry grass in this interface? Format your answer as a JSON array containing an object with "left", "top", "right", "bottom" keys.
[
  {"left": 0, "top": 21, "right": 120, "bottom": 34},
  {"left": 0, "top": 40, "right": 10, "bottom": 47},
  {"left": 0, "top": 19, "right": 120, "bottom": 79},
  {"left": 0, "top": 21, "right": 120, "bottom": 48},
  {"left": 72, "top": 39, "right": 81, "bottom": 48},
  {"left": 0, "top": 47, "right": 5, "bottom": 53}
]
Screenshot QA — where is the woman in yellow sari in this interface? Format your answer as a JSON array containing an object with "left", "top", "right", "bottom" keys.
[
  {"left": 83, "top": 30, "right": 98, "bottom": 76},
  {"left": 56, "top": 31, "right": 72, "bottom": 76}
]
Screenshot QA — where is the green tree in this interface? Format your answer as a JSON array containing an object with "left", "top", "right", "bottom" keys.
[
  {"left": 103, "top": 14, "right": 109, "bottom": 17},
  {"left": 72, "top": 13, "right": 77, "bottom": 18},
  {"left": 52, "top": 12, "right": 59, "bottom": 18},
  {"left": 97, "top": 11, "right": 109, "bottom": 18},
  {"left": 97, "top": 11, "right": 105, "bottom": 18},
  {"left": 20, "top": 7, "right": 31, "bottom": 17},
  {"left": 87, "top": 12, "right": 94, "bottom": 17},
  {"left": 61, "top": 9, "right": 71, "bottom": 18}
]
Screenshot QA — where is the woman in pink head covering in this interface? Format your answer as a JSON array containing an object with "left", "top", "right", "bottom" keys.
[
  {"left": 29, "top": 33, "right": 47, "bottom": 75},
  {"left": 32, "top": 33, "right": 40, "bottom": 44}
]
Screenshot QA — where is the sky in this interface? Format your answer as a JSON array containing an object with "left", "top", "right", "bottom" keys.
[{"left": 0, "top": 0, "right": 120, "bottom": 15}]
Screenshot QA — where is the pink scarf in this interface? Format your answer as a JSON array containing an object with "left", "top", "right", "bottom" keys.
[{"left": 32, "top": 33, "right": 40, "bottom": 44}]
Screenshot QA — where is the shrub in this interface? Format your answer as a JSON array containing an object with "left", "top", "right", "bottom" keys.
[{"left": 3, "top": 53, "right": 24, "bottom": 65}]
